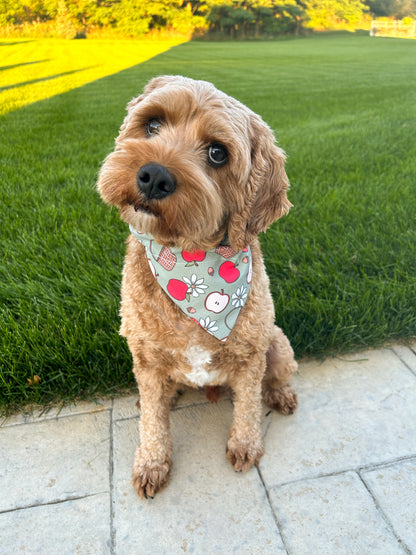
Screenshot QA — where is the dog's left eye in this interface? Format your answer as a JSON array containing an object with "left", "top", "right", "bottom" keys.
[
  {"left": 145, "top": 118, "right": 163, "bottom": 137},
  {"left": 207, "top": 143, "right": 228, "bottom": 167}
]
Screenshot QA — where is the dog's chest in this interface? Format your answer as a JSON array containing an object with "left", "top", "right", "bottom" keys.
[{"left": 181, "top": 344, "right": 220, "bottom": 387}]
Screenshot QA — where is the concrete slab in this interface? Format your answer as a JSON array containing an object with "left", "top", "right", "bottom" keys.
[
  {"left": 362, "top": 458, "right": 416, "bottom": 553},
  {"left": 112, "top": 401, "right": 285, "bottom": 554},
  {"left": 259, "top": 348, "right": 416, "bottom": 488},
  {"left": 0, "top": 412, "right": 110, "bottom": 512},
  {"left": 0, "top": 493, "right": 111, "bottom": 555},
  {"left": 391, "top": 344, "right": 416, "bottom": 376},
  {"left": 112, "top": 394, "right": 140, "bottom": 422},
  {"left": 269, "top": 471, "right": 404, "bottom": 555}
]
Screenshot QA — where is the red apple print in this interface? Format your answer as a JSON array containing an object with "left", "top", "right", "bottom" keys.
[
  {"left": 219, "top": 261, "right": 240, "bottom": 283},
  {"left": 167, "top": 279, "right": 188, "bottom": 301},
  {"left": 182, "top": 250, "right": 206, "bottom": 266}
]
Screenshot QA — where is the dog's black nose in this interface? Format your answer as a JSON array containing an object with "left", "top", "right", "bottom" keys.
[{"left": 137, "top": 163, "right": 176, "bottom": 200}]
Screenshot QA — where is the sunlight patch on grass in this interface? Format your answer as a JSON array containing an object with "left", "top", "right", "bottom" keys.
[{"left": 0, "top": 38, "right": 187, "bottom": 115}]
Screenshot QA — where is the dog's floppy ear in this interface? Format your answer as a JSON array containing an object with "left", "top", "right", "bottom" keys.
[
  {"left": 228, "top": 114, "right": 292, "bottom": 251},
  {"left": 116, "top": 91, "right": 146, "bottom": 141},
  {"left": 117, "top": 75, "right": 178, "bottom": 141}
]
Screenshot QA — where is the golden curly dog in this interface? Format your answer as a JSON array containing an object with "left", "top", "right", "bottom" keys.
[{"left": 98, "top": 75, "right": 298, "bottom": 499}]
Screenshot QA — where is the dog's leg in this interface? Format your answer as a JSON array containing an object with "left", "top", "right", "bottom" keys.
[
  {"left": 262, "top": 325, "right": 298, "bottom": 415},
  {"left": 132, "top": 369, "right": 176, "bottom": 499},
  {"left": 226, "top": 358, "right": 265, "bottom": 472}
]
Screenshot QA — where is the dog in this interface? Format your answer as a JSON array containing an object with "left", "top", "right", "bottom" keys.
[{"left": 97, "top": 75, "right": 298, "bottom": 499}]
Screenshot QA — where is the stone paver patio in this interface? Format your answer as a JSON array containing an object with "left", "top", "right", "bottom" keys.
[{"left": 1, "top": 345, "right": 415, "bottom": 554}]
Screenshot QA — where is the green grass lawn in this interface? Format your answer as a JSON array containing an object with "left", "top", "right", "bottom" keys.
[
  {"left": 1, "top": 34, "right": 416, "bottom": 413},
  {"left": 0, "top": 38, "right": 185, "bottom": 115}
]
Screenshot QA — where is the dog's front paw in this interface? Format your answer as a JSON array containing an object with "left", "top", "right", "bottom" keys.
[
  {"left": 226, "top": 435, "right": 264, "bottom": 473},
  {"left": 132, "top": 451, "right": 172, "bottom": 499},
  {"left": 264, "top": 384, "right": 298, "bottom": 415}
]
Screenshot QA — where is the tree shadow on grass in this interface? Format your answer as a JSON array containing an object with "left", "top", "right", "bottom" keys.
[
  {"left": 0, "top": 59, "right": 49, "bottom": 72},
  {"left": 0, "top": 67, "right": 95, "bottom": 92},
  {"left": 0, "top": 40, "right": 36, "bottom": 46}
]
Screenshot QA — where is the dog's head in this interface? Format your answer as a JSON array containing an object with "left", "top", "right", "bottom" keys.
[{"left": 97, "top": 75, "right": 292, "bottom": 251}]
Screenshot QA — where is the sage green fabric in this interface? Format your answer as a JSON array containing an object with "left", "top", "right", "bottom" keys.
[{"left": 130, "top": 225, "right": 252, "bottom": 341}]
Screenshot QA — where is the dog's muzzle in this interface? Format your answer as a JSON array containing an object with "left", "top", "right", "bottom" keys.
[{"left": 137, "top": 163, "right": 176, "bottom": 201}]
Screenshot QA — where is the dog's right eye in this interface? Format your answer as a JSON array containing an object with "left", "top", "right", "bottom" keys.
[
  {"left": 145, "top": 118, "right": 163, "bottom": 137},
  {"left": 207, "top": 143, "right": 228, "bottom": 167}
]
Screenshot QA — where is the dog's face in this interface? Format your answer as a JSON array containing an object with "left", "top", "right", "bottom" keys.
[{"left": 98, "top": 75, "right": 291, "bottom": 251}]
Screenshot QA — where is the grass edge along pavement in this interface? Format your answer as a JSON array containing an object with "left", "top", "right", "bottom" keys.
[{"left": 1, "top": 34, "right": 416, "bottom": 413}]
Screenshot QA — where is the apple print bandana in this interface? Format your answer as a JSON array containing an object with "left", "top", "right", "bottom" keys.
[{"left": 129, "top": 225, "right": 252, "bottom": 341}]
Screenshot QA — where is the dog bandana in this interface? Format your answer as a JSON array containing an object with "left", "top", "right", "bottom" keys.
[{"left": 130, "top": 225, "right": 252, "bottom": 341}]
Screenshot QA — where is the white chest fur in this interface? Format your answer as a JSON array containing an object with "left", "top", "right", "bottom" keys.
[{"left": 184, "top": 344, "right": 218, "bottom": 387}]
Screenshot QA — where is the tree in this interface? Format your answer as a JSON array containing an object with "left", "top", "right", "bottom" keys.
[
  {"left": 207, "top": 0, "right": 307, "bottom": 37},
  {"left": 365, "top": 0, "right": 416, "bottom": 17},
  {"left": 0, "top": 0, "right": 23, "bottom": 25},
  {"left": 0, "top": 0, "right": 50, "bottom": 25},
  {"left": 0, "top": 0, "right": 307, "bottom": 37},
  {"left": 55, "top": 0, "right": 77, "bottom": 37},
  {"left": 305, "top": 0, "right": 368, "bottom": 28}
]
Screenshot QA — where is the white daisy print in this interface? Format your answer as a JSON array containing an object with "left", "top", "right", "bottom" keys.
[
  {"left": 231, "top": 286, "right": 248, "bottom": 308},
  {"left": 183, "top": 274, "right": 208, "bottom": 297},
  {"left": 199, "top": 316, "right": 219, "bottom": 333}
]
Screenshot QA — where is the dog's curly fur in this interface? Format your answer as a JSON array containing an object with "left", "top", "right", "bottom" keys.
[{"left": 97, "top": 75, "right": 298, "bottom": 499}]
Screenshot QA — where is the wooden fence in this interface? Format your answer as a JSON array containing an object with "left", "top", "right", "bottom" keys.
[{"left": 370, "top": 20, "right": 416, "bottom": 38}]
